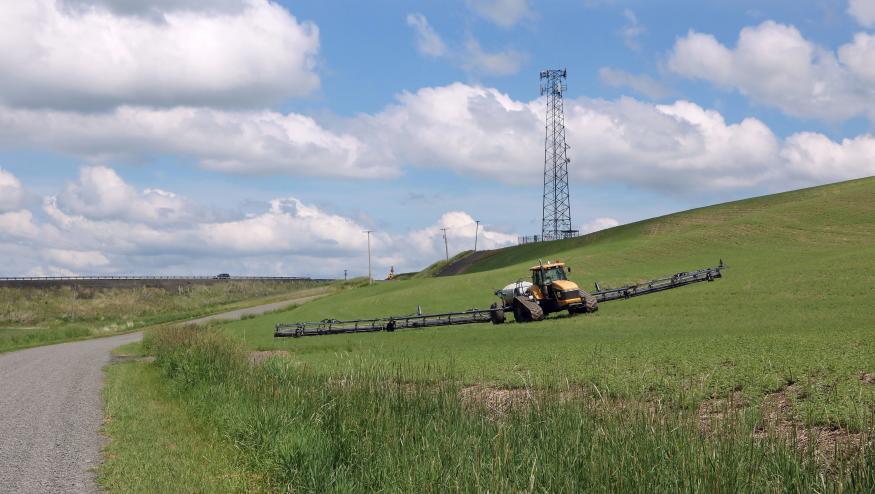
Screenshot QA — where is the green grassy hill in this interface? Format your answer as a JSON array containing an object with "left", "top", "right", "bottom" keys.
[
  {"left": 222, "top": 177, "right": 875, "bottom": 427},
  {"left": 120, "top": 177, "right": 875, "bottom": 492}
]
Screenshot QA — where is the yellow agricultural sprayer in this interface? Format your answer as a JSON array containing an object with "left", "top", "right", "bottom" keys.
[{"left": 274, "top": 260, "right": 725, "bottom": 338}]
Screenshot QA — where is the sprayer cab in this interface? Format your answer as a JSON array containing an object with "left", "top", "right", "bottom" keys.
[{"left": 528, "top": 261, "right": 598, "bottom": 315}]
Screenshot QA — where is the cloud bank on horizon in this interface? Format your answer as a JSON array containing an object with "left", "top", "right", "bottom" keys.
[{"left": 0, "top": 0, "right": 873, "bottom": 277}]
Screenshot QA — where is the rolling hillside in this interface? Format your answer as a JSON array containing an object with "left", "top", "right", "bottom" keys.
[
  {"left": 222, "top": 177, "right": 875, "bottom": 426},
  {"left": 128, "top": 177, "right": 875, "bottom": 492}
]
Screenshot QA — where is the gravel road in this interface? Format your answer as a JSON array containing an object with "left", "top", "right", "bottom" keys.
[
  {"left": 186, "top": 293, "right": 325, "bottom": 325},
  {"left": 0, "top": 332, "right": 142, "bottom": 493},
  {"left": 0, "top": 292, "right": 325, "bottom": 493}
]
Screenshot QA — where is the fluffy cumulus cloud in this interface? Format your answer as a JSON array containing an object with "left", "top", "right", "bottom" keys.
[
  {"left": 568, "top": 98, "right": 783, "bottom": 190},
  {"left": 838, "top": 33, "right": 875, "bottom": 85},
  {"left": 0, "top": 210, "right": 41, "bottom": 240},
  {"left": 407, "top": 211, "right": 516, "bottom": 261},
  {"left": 848, "top": 0, "right": 875, "bottom": 27},
  {"left": 781, "top": 132, "right": 875, "bottom": 183},
  {"left": 0, "top": 166, "right": 516, "bottom": 276},
  {"left": 668, "top": 21, "right": 875, "bottom": 121},
  {"left": 356, "top": 83, "right": 540, "bottom": 180},
  {"left": 465, "top": 0, "right": 532, "bottom": 27},
  {"left": 0, "top": 105, "right": 381, "bottom": 178},
  {"left": 2, "top": 83, "right": 873, "bottom": 190},
  {"left": 0, "top": 0, "right": 319, "bottom": 110},
  {"left": 59, "top": 166, "right": 196, "bottom": 224},
  {"left": 58, "top": 0, "right": 247, "bottom": 19},
  {"left": 0, "top": 168, "right": 24, "bottom": 212},
  {"left": 361, "top": 85, "right": 873, "bottom": 191}
]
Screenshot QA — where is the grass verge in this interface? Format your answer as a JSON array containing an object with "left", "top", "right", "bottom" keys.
[
  {"left": 100, "top": 360, "right": 264, "bottom": 493},
  {"left": 106, "top": 325, "right": 874, "bottom": 493}
]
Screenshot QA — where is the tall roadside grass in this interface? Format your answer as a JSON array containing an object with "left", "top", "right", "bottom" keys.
[{"left": 143, "top": 326, "right": 874, "bottom": 493}]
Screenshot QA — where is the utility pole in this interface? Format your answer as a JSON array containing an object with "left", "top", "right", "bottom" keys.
[
  {"left": 440, "top": 228, "right": 449, "bottom": 263},
  {"left": 363, "top": 230, "right": 373, "bottom": 284},
  {"left": 474, "top": 220, "right": 480, "bottom": 252}
]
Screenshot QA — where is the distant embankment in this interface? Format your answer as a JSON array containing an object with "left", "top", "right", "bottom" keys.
[
  {"left": 0, "top": 276, "right": 334, "bottom": 290},
  {"left": 434, "top": 250, "right": 500, "bottom": 276}
]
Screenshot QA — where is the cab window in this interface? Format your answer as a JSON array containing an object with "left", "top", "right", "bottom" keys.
[{"left": 543, "top": 267, "right": 566, "bottom": 283}]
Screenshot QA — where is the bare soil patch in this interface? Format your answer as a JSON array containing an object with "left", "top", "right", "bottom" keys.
[
  {"left": 753, "top": 384, "right": 870, "bottom": 466},
  {"left": 248, "top": 350, "right": 289, "bottom": 365},
  {"left": 458, "top": 385, "right": 535, "bottom": 418},
  {"left": 697, "top": 391, "right": 747, "bottom": 434}
]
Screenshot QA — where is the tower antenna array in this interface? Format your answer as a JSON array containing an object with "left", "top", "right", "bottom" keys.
[{"left": 540, "top": 68, "right": 575, "bottom": 240}]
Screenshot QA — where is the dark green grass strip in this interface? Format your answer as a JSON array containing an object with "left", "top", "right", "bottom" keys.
[{"left": 100, "top": 361, "right": 265, "bottom": 493}]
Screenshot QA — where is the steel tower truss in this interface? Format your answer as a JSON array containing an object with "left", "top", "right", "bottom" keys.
[{"left": 540, "top": 68, "right": 575, "bottom": 241}]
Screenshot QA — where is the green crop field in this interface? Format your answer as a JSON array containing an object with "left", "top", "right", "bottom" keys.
[
  {"left": 219, "top": 177, "right": 875, "bottom": 426},
  {"left": 108, "top": 177, "right": 875, "bottom": 492}
]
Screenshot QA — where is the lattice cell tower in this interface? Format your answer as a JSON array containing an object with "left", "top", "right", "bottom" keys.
[{"left": 540, "top": 68, "right": 576, "bottom": 241}]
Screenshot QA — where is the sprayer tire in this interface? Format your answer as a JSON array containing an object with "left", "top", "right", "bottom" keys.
[{"left": 490, "top": 303, "right": 506, "bottom": 324}]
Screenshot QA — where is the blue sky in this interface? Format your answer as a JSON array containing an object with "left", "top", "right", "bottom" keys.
[{"left": 0, "top": 0, "right": 873, "bottom": 277}]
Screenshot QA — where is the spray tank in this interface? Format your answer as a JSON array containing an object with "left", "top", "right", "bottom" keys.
[{"left": 495, "top": 281, "right": 533, "bottom": 306}]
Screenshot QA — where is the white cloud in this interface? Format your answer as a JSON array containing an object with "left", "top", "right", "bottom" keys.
[
  {"left": 668, "top": 21, "right": 875, "bottom": 121},
  {"left": 848, "top": 0, "right": 875, "bottom": 27},
  {"left": 781, "top": 132, "right": 875, "bottom": 183},
  {"left": 587, "top": 99, "right": 782, "bottom": 190},
  {"left": 598, "top": 68, "right": 671, "bottom": 99},
  {"left": 466, "top": 0, "right": 532, "bottom": 27},
  {"left": 406, "top": 13, "right": 447, "bottom": 57},
  {"left": 58, "top": 0, "right": 248, "bottom": 19},
  {"left": 838, "top": 33, "right": 875, "bottom": 85},
  {"left": 0, "top": 167, "right": 516, "bottom": 276},
  {"left": 0, "top": 105, "right": 382, "bottom": 179},
  {"left": 197, "top": 197, "right": 370, "bottom": 256},
  {"left": 405, "top": 13, "right": 527, "bottom": 76},
  {"left": 60, "top": 166, "right": 195, "bottom": 224},
  {"left": 0, "top": 83, "right": 873, "bottom": 192},
  {"left": 407, "top": 211, "right": 516, "bottom": 258},
  {"left": 41, "top": 248, "right": 110, "bottom": 271},
  {"left": 369, "top": 85, "right": 875, "bottom": 191},
  {"left": 0, "top": 210, "right": 41, "bottom": 239},
  {"left": 580, "top": 217, "right": 620, "bottom": 234},
  {"left": 0, "top": 0, "right": 319, "bottom": 110},
  {"left": 620, "top": 8, "right": 644, "bottom": 51},
  {"left": 462, "top": 39, "right": 528, "bottom": 76},
  {"left": 0, "top": 168, "right": 24, "bottom": 212},
  {"left": 358, "top": 83, "right": 539, "bottom": 180}
]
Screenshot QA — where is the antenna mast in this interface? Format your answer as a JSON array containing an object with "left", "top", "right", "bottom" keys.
[{"left": 540, "top": 68, "right": 575, "bottom": 240}]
